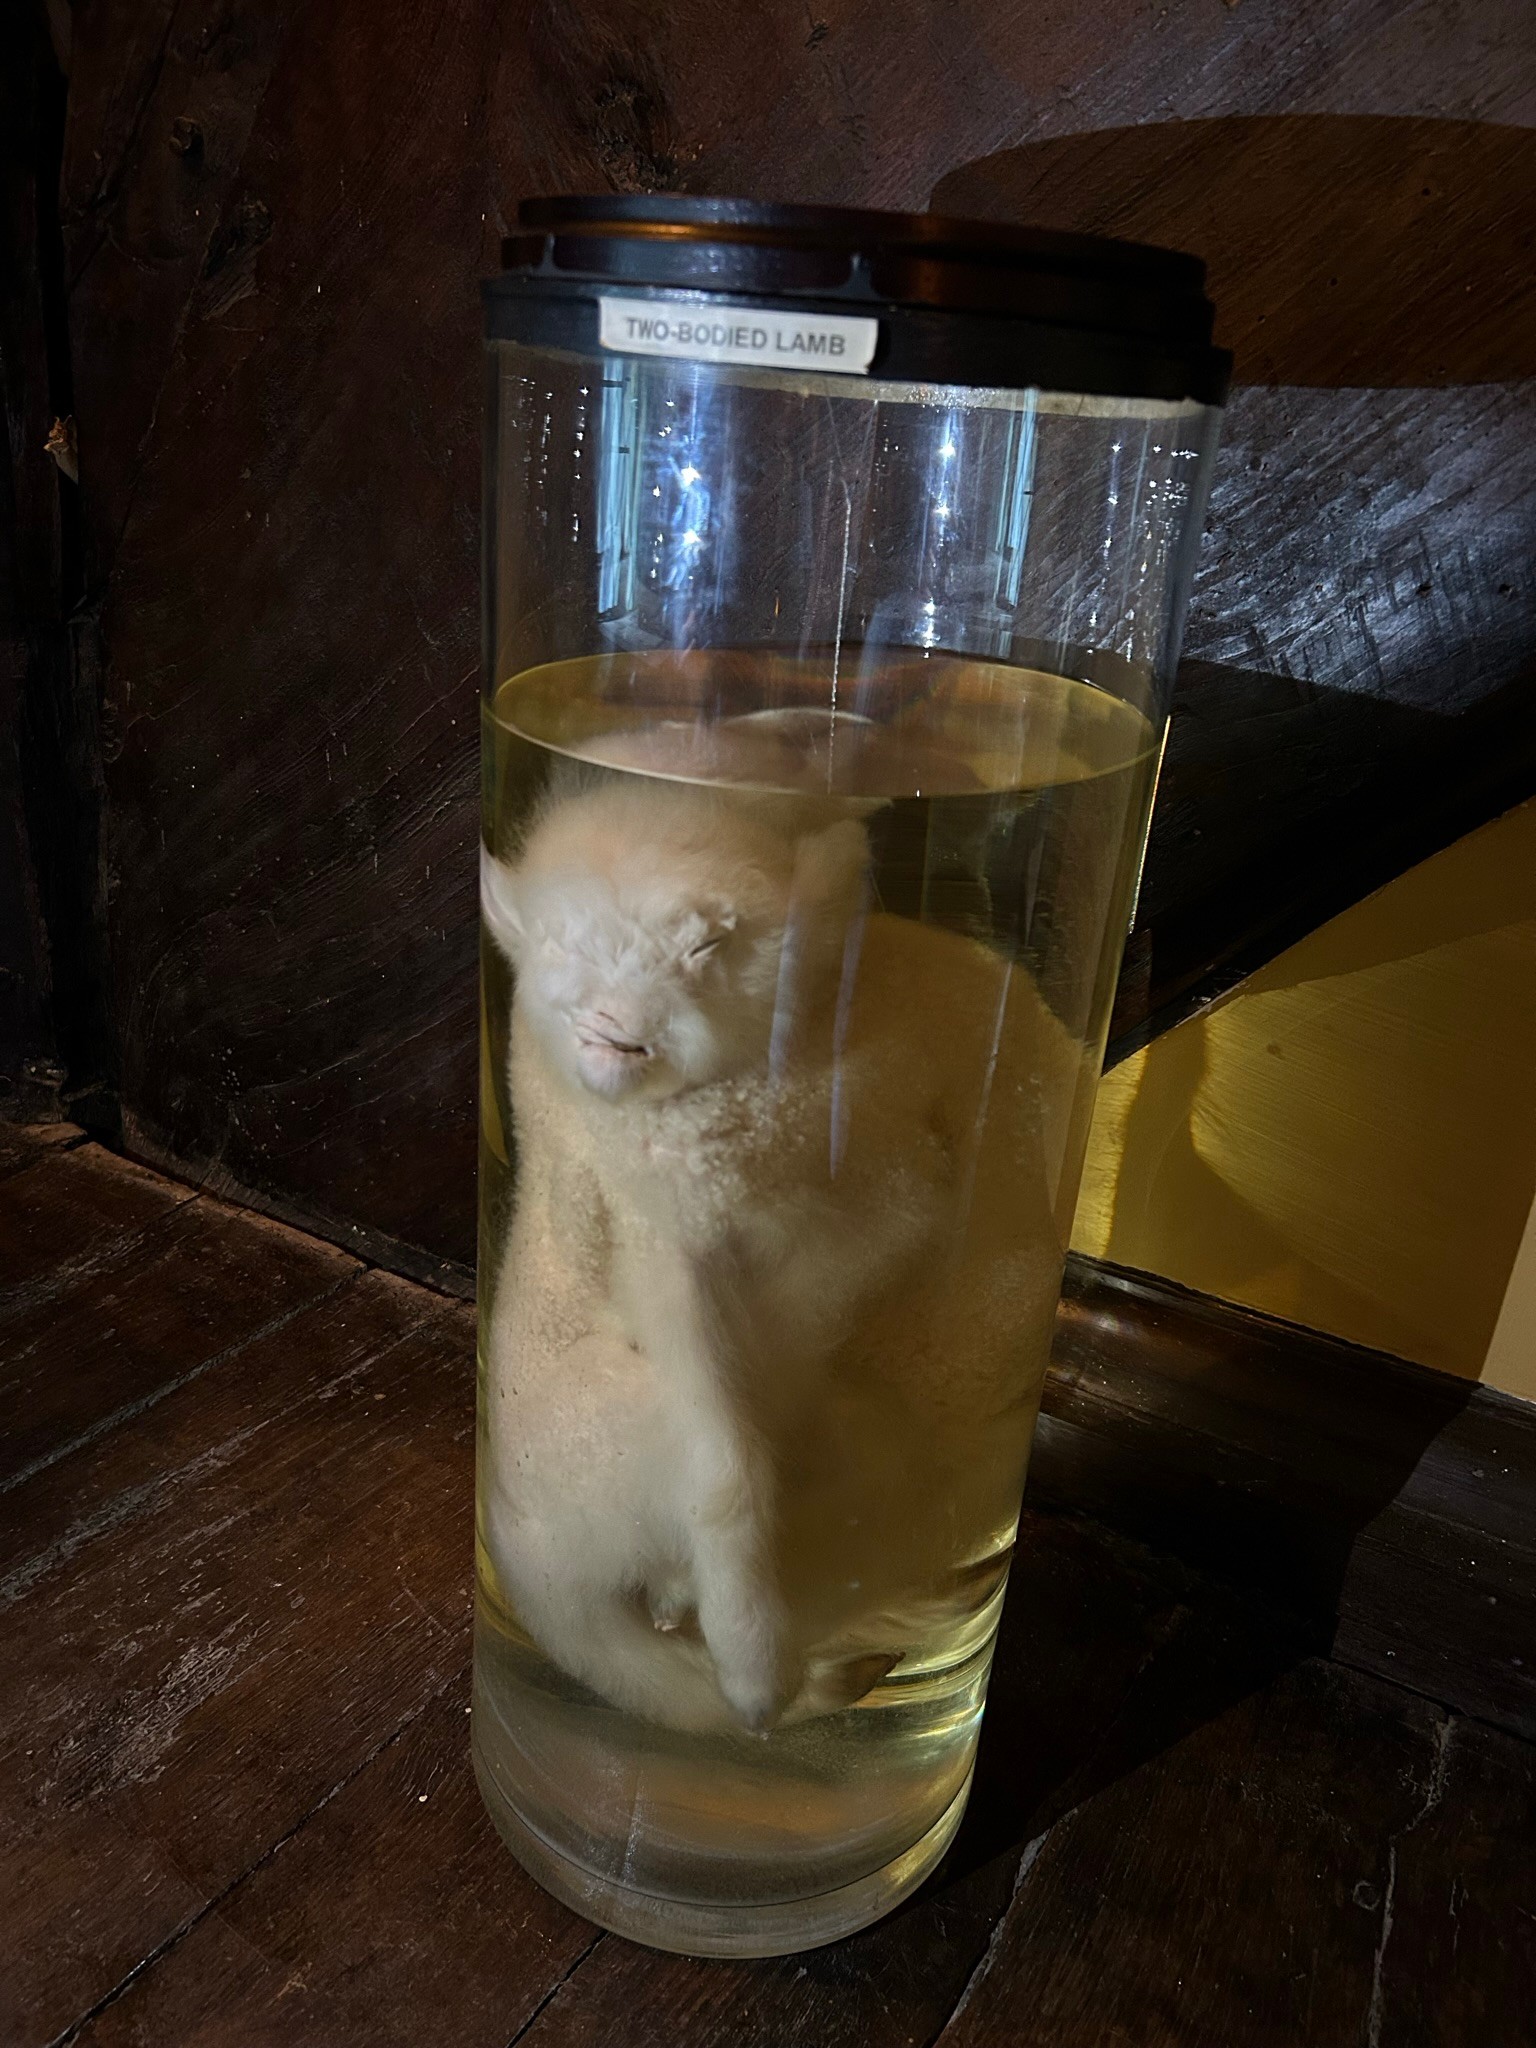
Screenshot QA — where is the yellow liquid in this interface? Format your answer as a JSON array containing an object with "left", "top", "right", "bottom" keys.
[{"left": 472, "top": 649, "right": 1157, "bottom": 1953}]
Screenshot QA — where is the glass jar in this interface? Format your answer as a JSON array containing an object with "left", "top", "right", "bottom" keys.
[{"left": 474, "top": 196, "right": 1228, "bottom": 1956}]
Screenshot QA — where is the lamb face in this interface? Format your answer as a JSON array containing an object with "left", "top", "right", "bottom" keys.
[{"left": 482, "top": 778, "right": 868, "bottom": 1103}]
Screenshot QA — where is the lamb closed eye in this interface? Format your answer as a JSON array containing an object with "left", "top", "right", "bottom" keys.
[{"left": 686, "top": 933, "right": 726, "bottom": 962}]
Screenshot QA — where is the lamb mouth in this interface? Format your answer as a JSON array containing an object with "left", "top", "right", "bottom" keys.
[{"left": 576, "top": 1030, "right": 650, "bottom": 1059}]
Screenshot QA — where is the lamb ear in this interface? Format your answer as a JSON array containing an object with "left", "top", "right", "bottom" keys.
[
  {"left": 791, "top": 816, "right": 870, "bottom": 913},
  {"left": 479, "top": 843, "right": 527, "bottom": 963}
]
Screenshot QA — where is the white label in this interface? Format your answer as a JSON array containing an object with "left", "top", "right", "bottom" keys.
[{"left": 598, "top": 295, "right": 879, "bottom": 374}]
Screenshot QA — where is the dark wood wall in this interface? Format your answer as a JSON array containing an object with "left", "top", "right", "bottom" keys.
[
  {"left": 10, "top": 0, "right": 1534, "bottom": 1278},
  {"left": 2, "top": 14, "right": 69, "bottom": 1123},
  {"left": 5, "top": 9, "right": 114, "bottom": 1138}
]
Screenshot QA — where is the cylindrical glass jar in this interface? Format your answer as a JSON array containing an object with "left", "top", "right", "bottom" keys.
[{"left": 474, "top": 197, "right": 1228, "bottom": 1956}]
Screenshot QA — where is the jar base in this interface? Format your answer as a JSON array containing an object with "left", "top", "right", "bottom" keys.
[{"left": 472, "top": 1743, "right": 973, "bottom": 1959}]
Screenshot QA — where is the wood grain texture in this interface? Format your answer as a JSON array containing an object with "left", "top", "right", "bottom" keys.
[
  {"left": 935, "top": 116, "right": 1536, "bottom": 389},
  {"left": 59, "top": 0, "right": 1536, "bottom": 1270},
  {"left": 1040, "top": 1256, "right": 1536, "bottom": 1740},
  {"left": 929, "top": 1659, "right": 1453, "bottom": 2048},
  {"left": 0, "top": 1179, "right": 355, "bottom": 1488},
  {"left": 0, "top": 1257, "right": 473, "bottom": 2048},
  {"left": 3, "top": 3, "right": 113, "bottom": 1130},
  {"left": 84, "top": 0, "right": 506, "bottom": 1266},
  {"left": 0, "top": 1140, "right": 194, "bottom": 1299},
  {"left": 62, "top": 1532, "right": 1532, "bottom": 2048},
  {"left": 1129, "top": 372, "right": 1536, "bottom": 1049},
  {"left": 934, "top": 120, "right": 1536, "bottom": 1051},
  {"left": 1370, "top": 1715, "right": 1536, "bottom": 2047},
  {"left": 60, "top": 0, "right": 303, "bottom": 591},
  {"left": 3, "top": 1138, "right": 1533, "bottom": 2044},
  {"left": 0, "top": 1116, "right": 84, "bottom": 1183},
  {"left": 1, "top": 6, "right": 65, "bottom": 1110},
  {"left": 48, "top": 1511, "right": 1302, "bottom": 2048},
  {"left": 71, "top": 1682, "right": 599, "bottom": 2048},
  {"left": 504, "top": 1513, "right": 1259, "bottom": 2048}
]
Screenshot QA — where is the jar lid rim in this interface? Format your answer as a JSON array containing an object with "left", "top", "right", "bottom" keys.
[
  {"left": 492, "top": 195, "right": 1231, "bottom": 405},
  {"left": 510, "top": 193, "right": 1207, "bottom": 291}
]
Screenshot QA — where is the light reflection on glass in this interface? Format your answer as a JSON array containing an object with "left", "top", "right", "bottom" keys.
[{"left": 576, "top": 358, "right": 1210, "bottom": 698}]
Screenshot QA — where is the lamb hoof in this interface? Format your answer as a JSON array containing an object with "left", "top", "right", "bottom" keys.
[
  {"left": 721, "top": 1654, "right": 803, "bottom": 1736},
  {"left": 819, "top": 1650, "right": 899, "bottom": 1710}
]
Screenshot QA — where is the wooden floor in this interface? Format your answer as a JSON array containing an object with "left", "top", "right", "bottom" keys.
[{"left": 1, "top": 1126, "right": 1532, "bottom": 2048}]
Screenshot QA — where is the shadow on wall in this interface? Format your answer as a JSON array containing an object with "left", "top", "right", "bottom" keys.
[
  {"left": 910, "top": 117, "right": 1535, "bottom": 1873},
  {"left": 932, "top": 113, "right": 1536, "bottom": 385},
  {"left": 933, "top": 113, "right": 1536, "bottom": 1047},
  {"left": 934, "top": 113, "right": 1536, "bottom": 1390},
  {"left": 1108, "top": 655, "right": 1536, "bottom": 1060},
  {"left": 1077, "top": 799, "right": 1536, "bottom": 1391},
  {"left": 937, "top": 816, "right": 1536, "bottom": 1898}
]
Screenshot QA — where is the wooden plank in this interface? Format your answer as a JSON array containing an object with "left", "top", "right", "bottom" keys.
[
  {"left": 113, "top": 1120, "right": 479, "bottom": 1304},
  {"left": 497, "top": 1524, "right": 1309, "bottom": 2048},
  {"left": 52, "top": 1503, "right": 1527, "bottom": 2048},
  {"left": 0, "top": 1144, "right": 1524, "bottom": 2041},
  {"left": 2, "top": 1, "right": 112, "bottom": 1133},
  {"left": 939, "top": 118, "right": 1536, "bottom": 1053},
  {"left": 59, "top": 0, "right": 304, "bottom": 590},
  {"left": 0, "top": 4, "right": 65, "bottom": 1110},
  {"left": 60, "top": 0, "right": 1535, "bottom": 1276},
  {"left": 511, "top": 1884, "right": 1005, "bottom": 2048},
  {"left": 1138, "top": 376, "right": 1536, "bottom": 1050},
  {"left": 72, "top": 1681, "right": 599, "bottom": 2048},
  {"left": 929, "top": 1657, "right": 1452, "bottom": 2048},
  {"left": 0, "top": 1120, "right": 84, "bottom": 1183},
  {"left": 934, "top": 113, "right": 1536, "bottom": 390},
  {"left": 939, "top": 118, "right": 1536, "bottom": 1050},
  {"left": 0, "top": 1270, "right": 385, "bottom": 1599},
  {"left": 52, "top": 1510, "right": 1216, "bottom": 2048},
  {"left": 1038, "top": 1257, "right": 1536, "bottom": 1740},
  {"left": 93, "top": 0, "right": 495, "bottom": 1268},
  {"left": 0, "top": 1142, "right": 195, "bottom": 1300},
  {"left": 0, "top": 1180, "right": 357, "bottom": 1488},
  {"left": 1372, "top": 1716, "right": 1536, "bottom": 2045},
  {"left": 0, "top": 612, "right": 54, "bottom": 1119},
  {"left": 0, "top": 1273, "right": 473, "bottom": 2048},
  {"left": 531, "top": 0, "right": 1536, "bottom": 214},
  {"left": 1331, "top": 1531, "right": 1536, "bottom": 1752}
]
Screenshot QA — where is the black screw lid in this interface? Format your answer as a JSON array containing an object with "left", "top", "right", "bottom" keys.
[{"left": 486, "top": 194, "right": 1230, "bottom": 405}]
